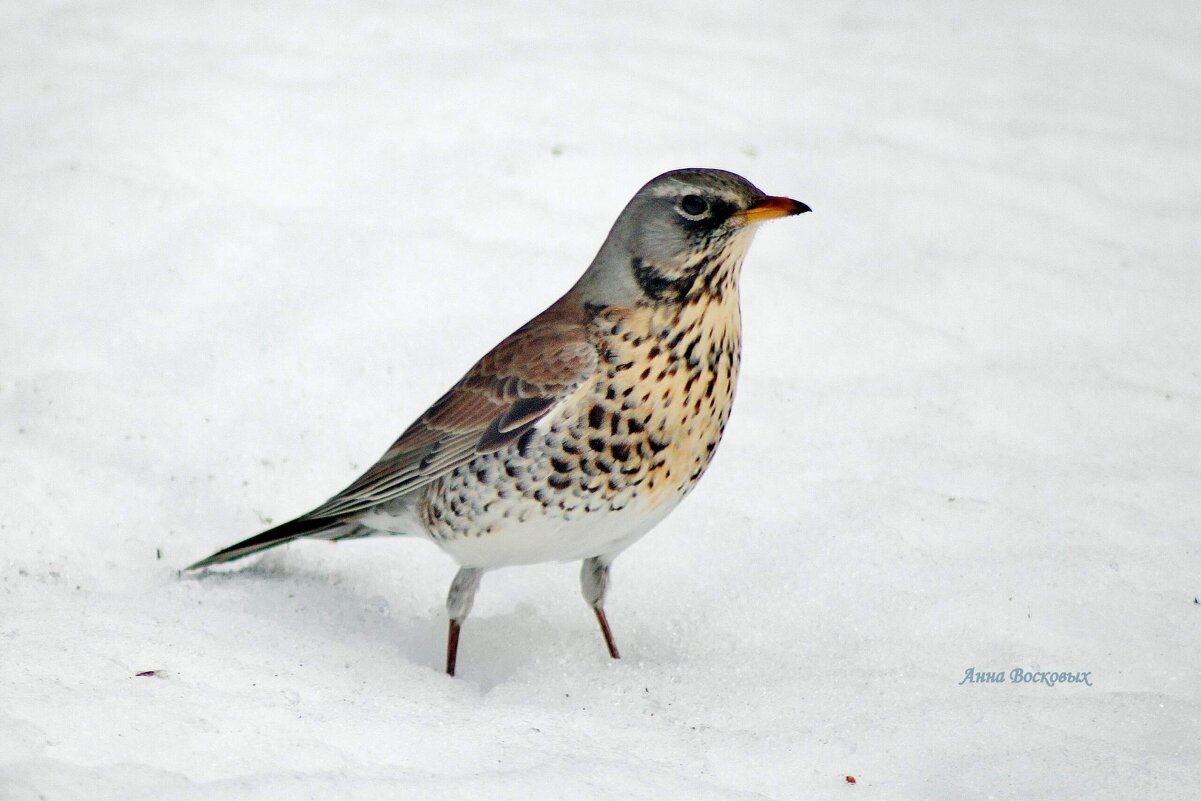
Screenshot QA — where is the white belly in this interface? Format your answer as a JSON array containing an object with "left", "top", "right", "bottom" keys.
[{"left": 429, "top": 493, "right": 680, "bottom": 569}]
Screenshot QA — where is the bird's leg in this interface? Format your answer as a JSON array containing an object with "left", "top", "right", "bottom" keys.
[
  {"left": 445, "top": 567, "right": 484, "bottom": 676},
  {"left": 581, "top": 556, "right": 620, "bottom": 659}
]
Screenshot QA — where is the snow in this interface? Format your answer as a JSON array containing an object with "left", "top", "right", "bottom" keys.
[{"left": 3, "top": 1, "right": 1200, "bottom": 798}]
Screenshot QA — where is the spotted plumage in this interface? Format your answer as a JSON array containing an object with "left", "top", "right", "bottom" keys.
[{"left": 189, "top": 168, "right": 809, "bottom": 675}]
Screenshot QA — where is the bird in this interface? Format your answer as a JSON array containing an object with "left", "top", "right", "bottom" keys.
[{"left": 189, "top": 168, "right": 809, "bottom": 676}]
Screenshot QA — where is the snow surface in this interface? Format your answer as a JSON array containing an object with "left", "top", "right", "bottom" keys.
[{"left": 3, "top": 1, "right": 1200, "bottom": 799}]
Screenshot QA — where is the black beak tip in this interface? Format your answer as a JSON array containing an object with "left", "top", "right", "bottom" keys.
[{"left": 794, "top": 200, "right": 812, "bottom": 215}]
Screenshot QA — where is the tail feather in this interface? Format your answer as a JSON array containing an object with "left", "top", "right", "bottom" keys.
[{"left": 187, "top": 516, "right": 346, "bottom": 570}]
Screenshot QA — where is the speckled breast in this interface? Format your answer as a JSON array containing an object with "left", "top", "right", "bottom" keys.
[{"left": 419, "top": 291, "right": 741, "bottom": 566}]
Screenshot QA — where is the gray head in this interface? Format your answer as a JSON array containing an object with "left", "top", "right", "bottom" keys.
[{"left": 573, "top": 168, "right": 809, "bottom": 307}]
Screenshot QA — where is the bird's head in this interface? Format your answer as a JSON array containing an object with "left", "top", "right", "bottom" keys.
[{"left": 573, "top": 168, "right": 809, "bottom": 308}]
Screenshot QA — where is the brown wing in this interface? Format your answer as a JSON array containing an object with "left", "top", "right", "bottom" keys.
[{"left": 302, "top": 308, "right": 596, "bottom": 520}]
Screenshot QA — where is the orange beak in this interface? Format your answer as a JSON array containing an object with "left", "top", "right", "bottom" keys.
[{"left": 736, "top": 195, "right": 811, "bottom": 223}]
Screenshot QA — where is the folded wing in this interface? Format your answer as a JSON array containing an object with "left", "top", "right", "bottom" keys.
[{"left": 303, "top": 313, "right": 597, "bottom": 519}]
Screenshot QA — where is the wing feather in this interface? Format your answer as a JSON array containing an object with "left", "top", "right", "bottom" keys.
[{"left": 301, "top": 306, "right": 595, "bottom": 521}]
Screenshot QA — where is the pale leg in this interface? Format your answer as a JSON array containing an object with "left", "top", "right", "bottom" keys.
[
  {"left": 445, "top": 567, "right": 484, "bottom": 676},
  {"left": 581, "top": 556, "right": 620, "bottom": 659}
]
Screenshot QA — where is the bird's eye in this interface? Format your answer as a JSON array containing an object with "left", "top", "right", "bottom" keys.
[{"left": 679, "top": 194, "right": 709, "bottom": 216}]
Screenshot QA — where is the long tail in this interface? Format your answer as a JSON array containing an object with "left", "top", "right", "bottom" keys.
[{"left": 186, "top": 516, "right": 348, "bottom": 570}]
